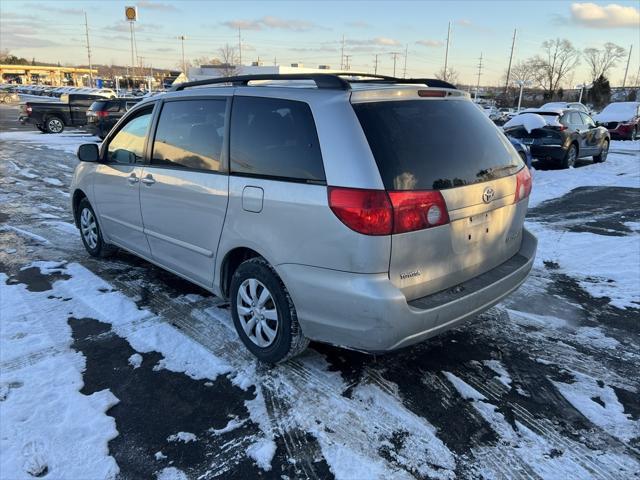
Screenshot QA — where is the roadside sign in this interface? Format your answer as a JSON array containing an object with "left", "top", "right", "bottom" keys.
[{"left": 125, "top": 6, "right": 137, "bottom": 22}]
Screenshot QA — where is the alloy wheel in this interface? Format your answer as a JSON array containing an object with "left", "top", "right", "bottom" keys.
[
  {"left": 236, "top": 278, "right": 279, "bottom": 348},
  {"left": 80, "top": 208, "right": 98, "bottom": 250},
  {"left": 48, "top": 118, "right": 63, "bottom": 133}
]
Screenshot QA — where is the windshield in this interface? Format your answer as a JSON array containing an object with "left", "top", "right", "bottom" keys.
[{"left": 353, "top": 99, "right": 522, "bottom": 191}]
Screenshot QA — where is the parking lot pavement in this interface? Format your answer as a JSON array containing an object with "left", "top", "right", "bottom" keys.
[{"left": 1, "top": 102, "right": 639, "bottom": 479}]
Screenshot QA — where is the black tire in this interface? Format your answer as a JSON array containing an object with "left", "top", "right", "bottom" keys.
[
  {"left": 230, "top": 257, "right": 309, "bottom": 363},
  {"left": 631, "top": 126, "right": 638, "bottom": 141},
  {"left": 560, "top": 143, "right": 577, "bottom": 169},
  {"left": 36, "top": 124, "right": 46, "bottom": 133},
  {"left": 76, "top": 198, "right": 114, "bottom": 258},
  {"left": 593, "top": 140, "right": 609, "bottom": 163},
  {"left": 44, "top": 115, "right": 64, "bottom": 134}
]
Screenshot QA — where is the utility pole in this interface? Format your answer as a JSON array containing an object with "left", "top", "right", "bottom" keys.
[
  {"left": 373, "top": 54, "right": 379, "bottom": 75},
  {"left": 622, "top": 44, "right": 632, "bottom": 88},
  {"left": 444, "top": 21, "right": 451, "bottom": 77},
  {"left": 177, "top": 35, "right": 187, "bottom": 76},
  {"left": 475, "top": 52, "right": 483, "bottom": 102},
  {"left": 391, "top": 52, "right": 401, "bottom": 77},
  {"left": 504, "top": 28, "right": 517, "bottom": 94},
  {"left": 130, "top": 22, "right": 135, "bottom": 78},
  {"left": 402, "top": 44, "right": 408, "bottom": 78},
  {"left": 238, "top": 28, "right": 242, "bottom": 66},
  {"left": 84, "top": 12, "right": 93, "bottom": 87},
  {"left": 344, "top": 55, "right": 352, "bottom": 70},
  {"left": 340, "top": 35, "right": 345, "bottom": 70}
]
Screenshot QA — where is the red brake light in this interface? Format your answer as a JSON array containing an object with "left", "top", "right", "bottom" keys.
[
  {"left": 514, "top": 167, "right": 532, "bottom": 203},
  {"left": 26, "top": 105, "right": 32, "bottom": 114},
  {"left": 328, "top": 187, "right": 392, "bottom": 235},
  {"left": 328, "top": 187, "right": 450, "bottom": 235},
  {"left": 388, "top": 190, "right": 450, "bottom": 233},
  {"left": 96, "top": 110, "right": 109, "bottom": 118},
  {"left": 418, "top": 90, "right": 446, "bottom": 98}
]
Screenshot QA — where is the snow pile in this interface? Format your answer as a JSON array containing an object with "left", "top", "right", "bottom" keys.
[
  {"left": 594, "top": 102, "right": 639, "bottom": 123},
  {"left": 504, "top": 113, "right": 562, "bottom": 132},
  {"left": 166, "top": 432, "right": 197, "bottom": 443},
  {"left": 246, "top": 438, "right": 277, "bottom": 471}
]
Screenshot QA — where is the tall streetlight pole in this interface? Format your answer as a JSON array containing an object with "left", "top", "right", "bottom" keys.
[
  {"left": 444, "top": 21, "right": 451, "bottom": 78},
  {"left": 622, "top": 44, "right": 633, "bottom": 88},
  {"left": 504, "top": 29, "right": 517, "bottom": 94},
  {"left": 84, "top": 12, "right": 93, "bottom": 87},
  {"left": 515, "top": 80, "right": 530, "bottom": 111},
  {"left": 177, "top": 35, "right": 187, "bottom": 77}
]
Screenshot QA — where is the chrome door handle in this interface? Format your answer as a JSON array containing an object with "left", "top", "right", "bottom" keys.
[
  {"left": 141, "top": 175, "right": 156, "bottom": 185},
  {"left": 127, "top": 173, "right": 139, "bottom": 184}
]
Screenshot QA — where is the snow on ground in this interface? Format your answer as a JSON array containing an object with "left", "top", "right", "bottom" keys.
[
  {"left": 529, "top": 140, "right": 640, "bottom": 208},
  {"left": 0, "top": 130, "right": 100, "bottom": 155}
]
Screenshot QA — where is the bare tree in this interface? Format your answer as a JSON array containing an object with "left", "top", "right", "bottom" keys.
[
  {"left": 507, "top": 60, "right": 535, "bottom": 85},
  {"left": 530, "top": 38, "right": 581, "bottom": 97},
  {"left": 434, "top": 66, "right": 459, "bottom": 85},
  {"left": 218, "top": 44, "right": 239, "bottom": 77},
  {"left": 583, "top": 43, "right": 626, "bottom": 83}
]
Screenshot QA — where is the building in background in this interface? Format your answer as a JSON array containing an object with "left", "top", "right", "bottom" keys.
[{"left": 0, "top": 64, "right": 98, "bottom": 86}]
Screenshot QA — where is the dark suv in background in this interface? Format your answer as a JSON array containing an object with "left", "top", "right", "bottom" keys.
[
  {"left": 504, "top": 108, "right": 610, "bottom": 168},
  {"left": 86, "top": 98, "right": 141, "bottom": 139}
]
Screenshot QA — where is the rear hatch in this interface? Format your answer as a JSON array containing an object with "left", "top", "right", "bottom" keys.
[
  {"left": 352, "top": 93, "right": 530, "bottom": 301},
  {"left": 503, "top": 111, "right": 566, "bottom": 146}
]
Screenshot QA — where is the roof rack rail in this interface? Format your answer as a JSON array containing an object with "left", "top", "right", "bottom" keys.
[
  {"left": 170, "top": 73, "right": 351, "bottom": 91},
  {"left": 170, "top": 73, "right": 458, "bottom": 92}
]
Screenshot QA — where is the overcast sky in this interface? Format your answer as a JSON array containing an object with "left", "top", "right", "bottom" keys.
[{"left": 1, "top": 0, "right": 638, "bottom": 86}]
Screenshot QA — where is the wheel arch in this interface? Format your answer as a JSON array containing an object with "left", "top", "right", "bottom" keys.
[
  {"left": 72, "top": 189, "right": 88, "bottom": 227},
  {"left": 219, "top": 246, "right": 265, "bottom": 299}
]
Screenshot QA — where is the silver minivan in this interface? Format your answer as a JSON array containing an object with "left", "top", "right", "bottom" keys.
[{"left": 71, "top": 74, "right": 537, "bottom": 363}]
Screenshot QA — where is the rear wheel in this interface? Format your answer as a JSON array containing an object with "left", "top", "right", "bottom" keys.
[
  {"left": 230, "top": 257, "right": 309, "bottom": 363},
  {"left": 45, "top": 116, "right": 64, "bottom": 134},
  {"left": 560, "top": 144, "right": 577, "bottom": 169},
  {"left": 631, "top": 126, "right": 638, "bottom": 141},
  {"left": 77, "top": 198, "right": 114, "bottom": 258},
  {"left": 593, "top": 140, "right": 609, "bottom": 163}
]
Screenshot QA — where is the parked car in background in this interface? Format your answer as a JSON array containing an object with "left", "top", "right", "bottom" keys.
[
  {"left": 71, "top": 73, "right": 536, "bottom": 363},
  {"left": 506, "top": 135, "right": 533, "bottom": 169},
  {"left": 19, "top": 93, "right": 106, "bottom": 133},
  {"left": 86, "top": 97, "right": 142, "bottom": 138},
  {"left": 503, "top": 108, "right": 610, "bottom": 168},
  {"left": 594, "top": 102, "right": 640, "bottom": 140},
  {"left": 541, "top": 102, "right": 590, "bottom": 115}
]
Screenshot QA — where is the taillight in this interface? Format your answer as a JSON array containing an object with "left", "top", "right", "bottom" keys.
[
  {"left": 96, "top": 111, "right": 109, "bottom": 118},
  {"left": 327, "top": 187, "right": 450, "bottom": 235},
  {"left": 418, "top": 90, "right": 446, "bottom": 98},
  {"left": 388, "top": 190, "right": 449, "bottom": 233},
  {"left": 328, "top": 187, "right": 392, "bottom": 235},
  {"left": 514, "top": 167, "right": 532, "bottom": 203},
  {"left": 26, "top": 105, "right": 32, "bottom": 114}
]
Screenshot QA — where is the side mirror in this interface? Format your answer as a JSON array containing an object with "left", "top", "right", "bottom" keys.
[{"left": 77, "top": 143, "right": 99, "bottom": 162}]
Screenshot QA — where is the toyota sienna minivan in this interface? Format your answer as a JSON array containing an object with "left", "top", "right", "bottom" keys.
[{"left": 71, "top": 73, "right": 537, "bottom": 363}]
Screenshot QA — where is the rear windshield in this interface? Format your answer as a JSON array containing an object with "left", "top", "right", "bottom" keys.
[
  {"left": 89, "top": 101, "right": 108, "bottom": 111},
  {"left": 353, "top": 100, "right": 521, "bottom": 191}
]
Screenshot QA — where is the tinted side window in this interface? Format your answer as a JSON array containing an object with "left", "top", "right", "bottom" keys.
[
  {"left": 230, "top": 96, "right": 325, "bottom": 182},
  {"left": 151, "top": 100, "right": 226, "bottom": 172},
  {"left": 568, "top": 112, "right": 583, "bottom": 125},
  {"left": 107, "top": 108, "right": 153, "bottom": 164},
  {"left": 580, "top": 113, "right": 595, "bottom": 127}
]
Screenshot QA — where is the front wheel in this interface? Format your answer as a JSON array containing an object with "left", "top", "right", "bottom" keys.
[
  {"left": 45, "top": 116, "right": 64, "bottom": 134},
  {"left": 593, "top": 140, "right": 609, "bottom": 163},
  {"left": 230, "top": 257, "right": 309, "bottom": 363},
  {"left": 77, "top": 198, "right": 114, "bottom": 258}
]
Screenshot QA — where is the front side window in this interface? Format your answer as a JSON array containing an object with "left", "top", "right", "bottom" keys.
[
  {"left": 580, "top": 113, "right": 595, "bottom": 127},
  {"left": 151, "top": 99, "right": 226, "bottom": 172},
  {"left": 230, "top": 96, "right": 325, "bottom": 182},
  {"left": 106, "top": 107, "right": 153, "bottom": 164}
]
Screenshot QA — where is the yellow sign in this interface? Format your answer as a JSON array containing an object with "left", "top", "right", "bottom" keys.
[{"left": 125, "top": 6, "right": 137, "bottom": 22}]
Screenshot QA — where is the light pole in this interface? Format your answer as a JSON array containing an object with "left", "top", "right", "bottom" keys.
[
  {"left": 576, "top": 83, "right": 592, "bottom": 104},
  {"left": 177, "top": 35, "right": 187, "bottom": 77},
  {"left": 515, "top": 80, "right": 531, "bottom": 112}
]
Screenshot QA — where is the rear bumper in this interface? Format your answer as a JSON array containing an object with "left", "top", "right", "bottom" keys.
[
  {"left": 608, "top": 124, "right": 634, "bottom": 139},
  {"left": 530, "top": 144, "right": 567, "bottom": 161},
  {"left": 278, "top": 228, "right": 537, "bottom": 352}
]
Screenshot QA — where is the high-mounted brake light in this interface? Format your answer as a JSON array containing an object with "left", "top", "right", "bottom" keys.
[
  {"left": 328, "top": 187, "right": 450, "bottom": 235},
  {"left": 418, "top": 90, "right": 446, "bottom": 98},
  {"left": 514, "top": 167, "right": 532, "bottom": 203}
]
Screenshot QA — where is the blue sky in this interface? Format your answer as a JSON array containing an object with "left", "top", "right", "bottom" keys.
[{"left": 1, "top": 0, "right": 638, "bottom": 85}]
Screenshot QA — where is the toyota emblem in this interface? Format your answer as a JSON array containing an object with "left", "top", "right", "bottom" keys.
[{"left": 482, "top": 187, "right": 495, "bottom": 204}]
